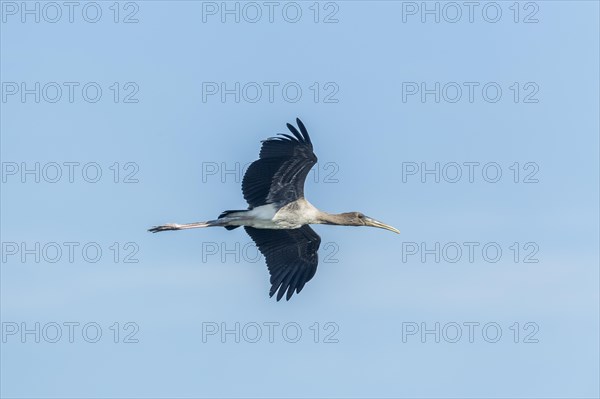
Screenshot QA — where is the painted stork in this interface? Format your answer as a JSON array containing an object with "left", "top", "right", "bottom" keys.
[{"left": 149, "top": 118, "right": 399, "bottom": 300}]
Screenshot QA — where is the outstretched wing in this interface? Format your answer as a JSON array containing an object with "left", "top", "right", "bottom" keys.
[
  {"left": 245, "top": 225, "right": 321, "bottom": 301},
  {"left": 242, "top": 118, "right": 317, "bottom": 208}
]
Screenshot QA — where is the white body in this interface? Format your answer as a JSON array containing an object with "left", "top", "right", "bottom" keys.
[{"left": 229, "top": 198, "right": 320, "bottom": 229}]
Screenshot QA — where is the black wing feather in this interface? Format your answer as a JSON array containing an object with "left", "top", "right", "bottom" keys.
[
  {"left": 242, "top": 118, "right": 317, "bottom": 208},
  {"left": 245, "top": 225, "right": 321, "bottom": 301},
  {"left": 286, "top": 123, "right": 304, "bottom": 141},
  {"left": 296, "top": 118, "right": 311, "bottom": 144}
]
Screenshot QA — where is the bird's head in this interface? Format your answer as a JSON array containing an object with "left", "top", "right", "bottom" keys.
[{"left": 338, "top": 212, "right": 400, "bottom": 234}]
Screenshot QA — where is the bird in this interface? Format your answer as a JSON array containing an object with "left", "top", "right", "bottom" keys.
[{"left": 149, "top": 118, "right": 399, "bottom": 301}]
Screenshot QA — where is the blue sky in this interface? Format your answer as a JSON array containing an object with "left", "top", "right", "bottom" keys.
[{"left": 1, "top": 1, "right": 599, "bottom": 398}]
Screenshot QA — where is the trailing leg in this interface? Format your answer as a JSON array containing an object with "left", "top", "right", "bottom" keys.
[{"left": 148, "top": 210, "right": 250, "bottom": 233}]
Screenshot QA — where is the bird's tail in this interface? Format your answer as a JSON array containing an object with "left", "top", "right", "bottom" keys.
[{"left": 218, "top": 209, "right": 248, "bottom": 230}]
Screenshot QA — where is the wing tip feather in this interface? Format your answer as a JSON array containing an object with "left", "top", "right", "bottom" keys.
[
  {"left": 261, "top": 119, "right": 312, "bottom": 146},
  {"left": 286, "top": 123, "right": 304, "bottom": 142},
  {"left": 295, "top": 118, "right": 311, "bottom": 144}
]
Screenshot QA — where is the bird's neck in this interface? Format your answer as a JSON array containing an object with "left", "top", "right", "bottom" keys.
[{"left": 316, "top": 212, "right": 349, "bottom": 225}]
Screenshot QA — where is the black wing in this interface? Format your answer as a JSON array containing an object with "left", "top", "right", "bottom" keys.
[
  {"left": 242, "top": 118, "right": 317, "bottom": 208},
  {"left": 245, "top": 225, "right": 321, "bottom": 301}
]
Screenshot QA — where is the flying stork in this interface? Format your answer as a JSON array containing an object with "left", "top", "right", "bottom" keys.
[{"left": 149, "top": 118, "right": 399, "bottom": 300}]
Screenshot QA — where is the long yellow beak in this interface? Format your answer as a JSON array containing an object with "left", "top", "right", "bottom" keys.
[{"left": 365, "top": 217, "right": 400, "bottom": 234}]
